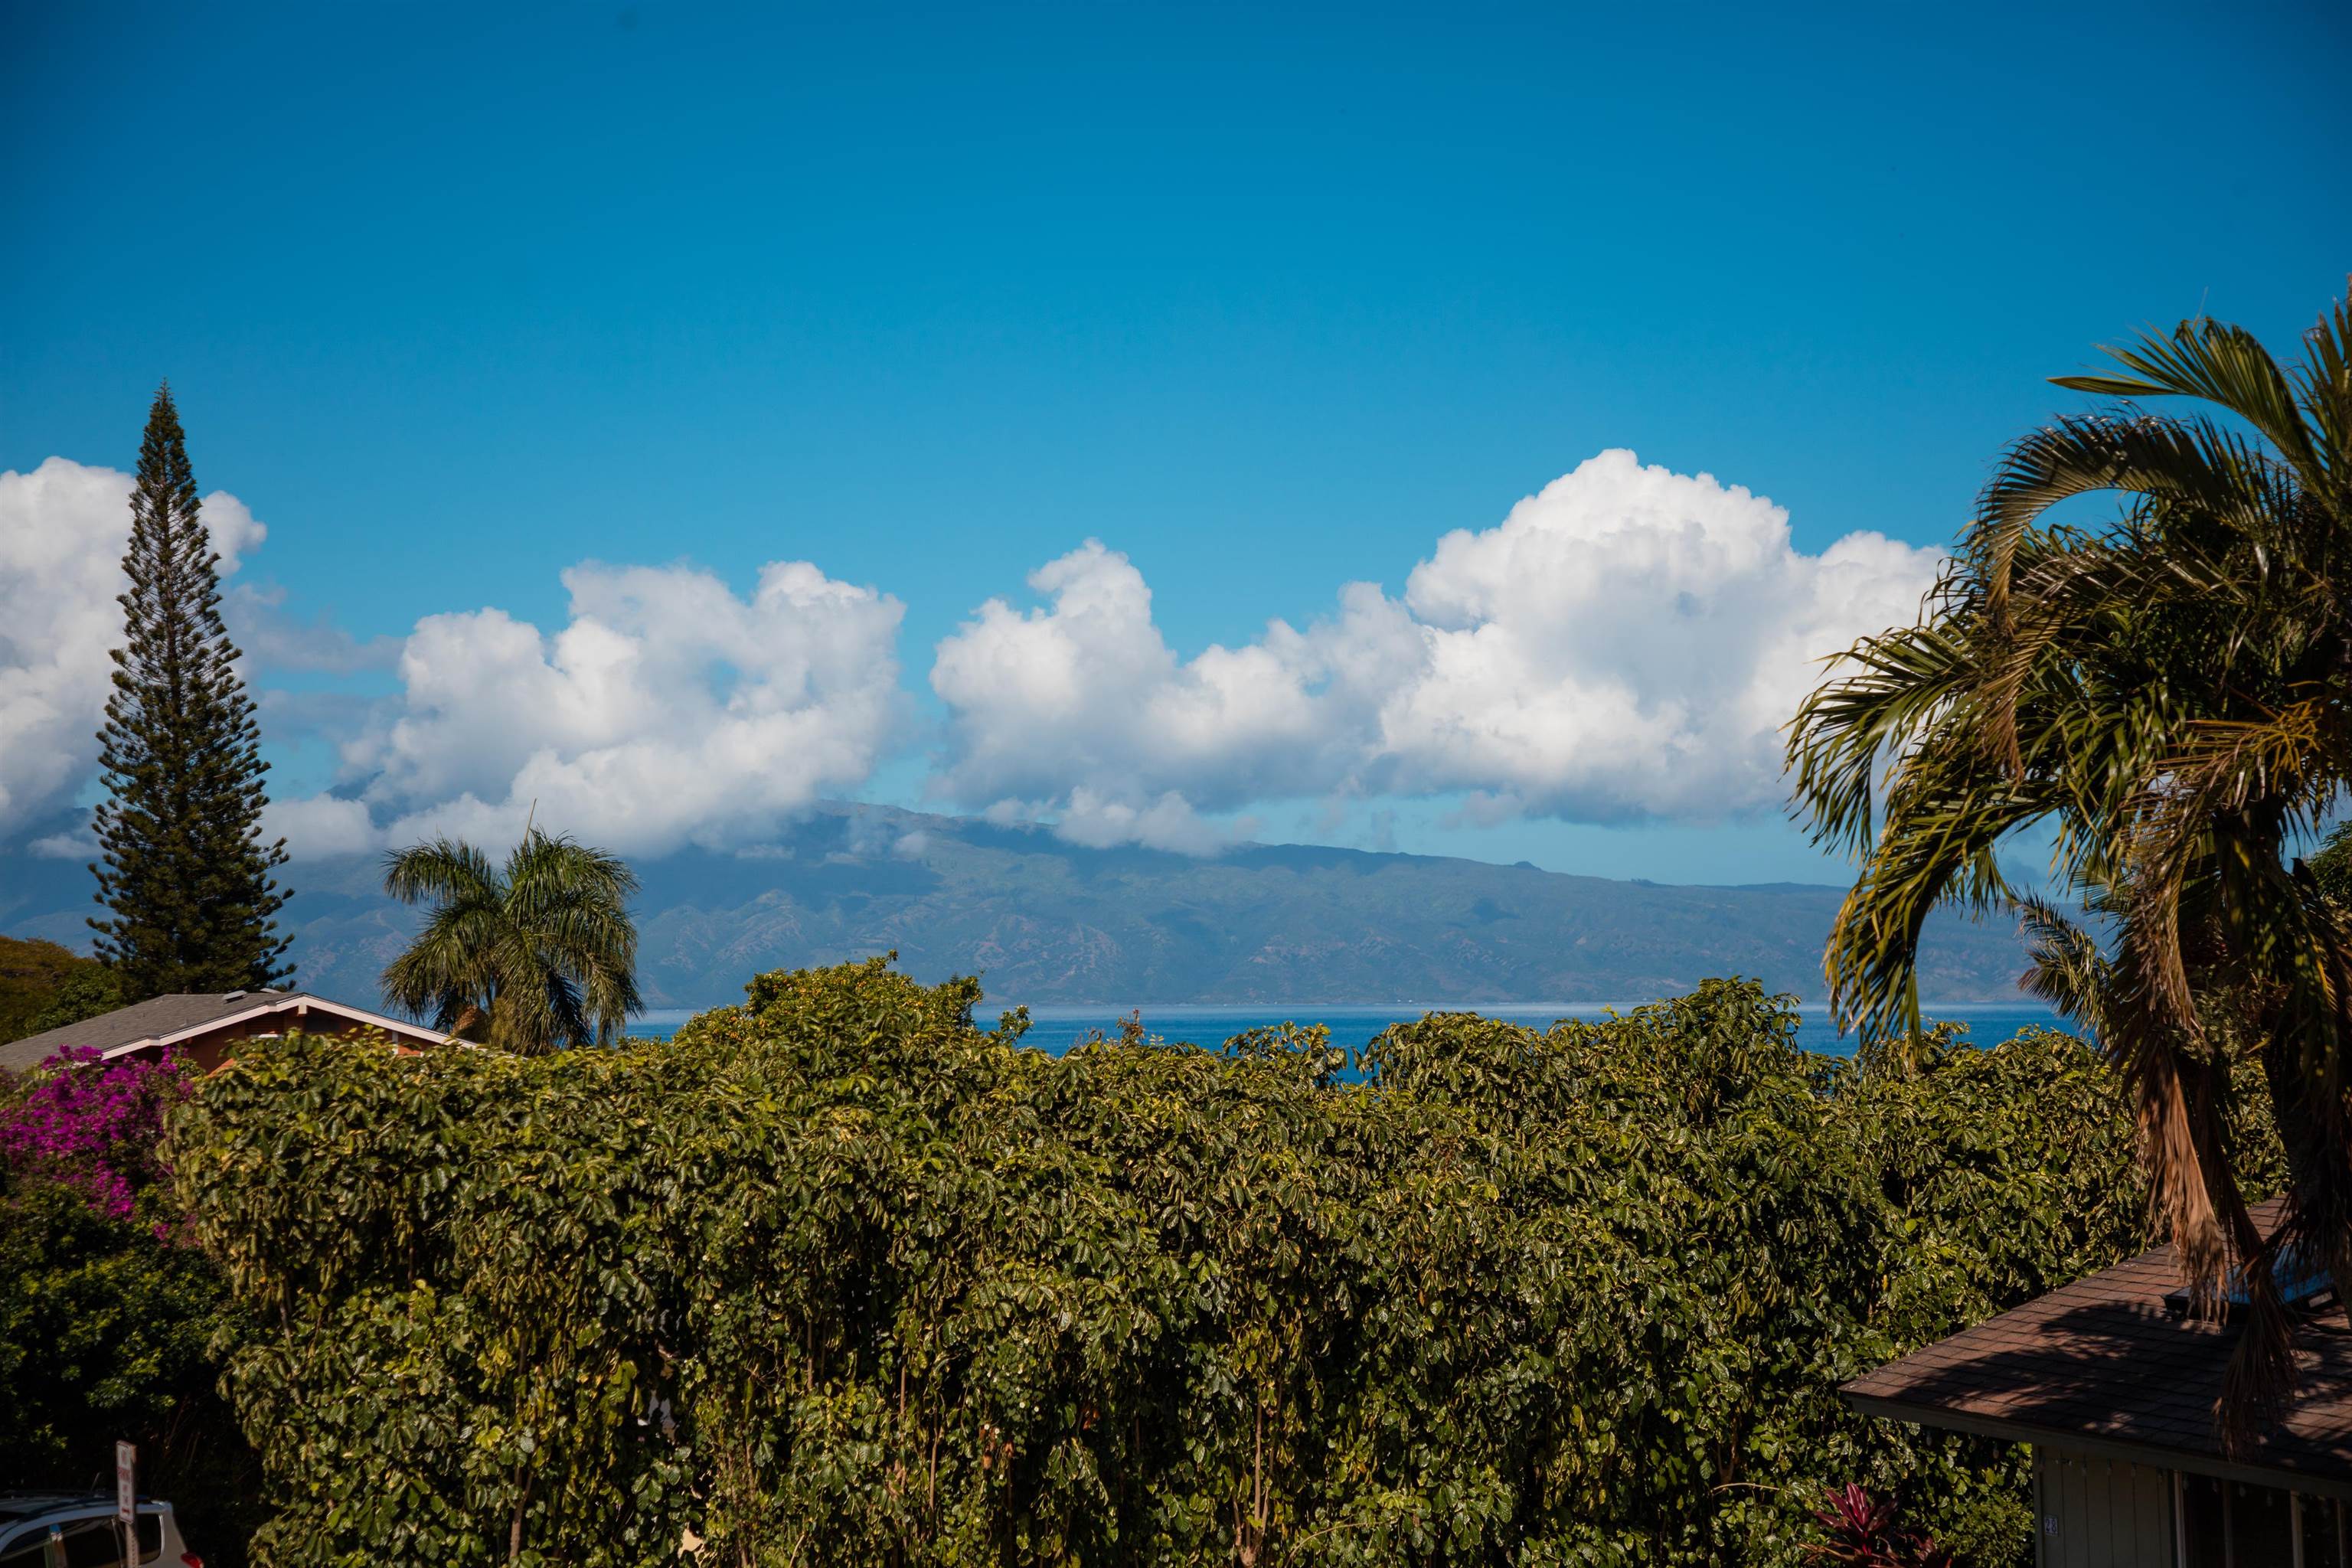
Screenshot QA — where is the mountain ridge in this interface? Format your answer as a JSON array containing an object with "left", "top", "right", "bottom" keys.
[{"left": 0, "top": 802, "right": 2034, "bottom": 1012}]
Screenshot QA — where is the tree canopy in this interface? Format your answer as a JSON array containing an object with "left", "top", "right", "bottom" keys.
[{"left": 0, "top": 936, "right": 120, "bottom": 1044}]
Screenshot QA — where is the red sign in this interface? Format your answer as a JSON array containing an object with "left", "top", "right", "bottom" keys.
[{"left": 116, "top": 1441, "right": 135, "bottom": 1525}]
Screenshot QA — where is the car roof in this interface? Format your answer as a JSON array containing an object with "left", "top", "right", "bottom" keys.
[
  {"left": 0, "top": 1494, "right": 94, "bottom": 1521},
  {"left": 0, "top": 1494, "right": 168, "bottom": 1522}
]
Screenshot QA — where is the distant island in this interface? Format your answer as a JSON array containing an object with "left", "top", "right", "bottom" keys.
[{"left": 4, "top": 802, "right": 2034, "bottom": 1014}]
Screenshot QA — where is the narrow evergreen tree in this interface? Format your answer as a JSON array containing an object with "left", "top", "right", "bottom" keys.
[{"left": 89, "top": 384, "right": 292, "bottom": 997}]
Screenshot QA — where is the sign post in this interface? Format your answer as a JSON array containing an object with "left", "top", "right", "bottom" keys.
[{"left": 116, "top": 1441, "right": 136, "bottom": 1563}]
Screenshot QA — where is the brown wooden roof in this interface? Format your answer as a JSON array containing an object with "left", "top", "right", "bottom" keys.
[
  {"left": 0, "top": 989, "right": 449, "bottom": 1074},
  {"left": 1844, "top": 1199, "right": 2352, "bottom": 1496}
]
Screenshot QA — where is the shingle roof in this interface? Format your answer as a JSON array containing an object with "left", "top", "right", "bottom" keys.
[
  {"left": 1844, "top": 1197, "right": 2352, "bottom": 1495},
  {"left": 0, "top": 989, "right": 444, "bottom": 1073}
]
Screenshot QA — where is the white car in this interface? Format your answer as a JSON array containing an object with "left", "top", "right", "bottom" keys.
[{"left": 0, "top": 1495, "right": 199, "bottom": 1568}]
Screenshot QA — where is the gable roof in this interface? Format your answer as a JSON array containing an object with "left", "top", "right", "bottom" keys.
[
  {"left": 0, "top": 989, "right": 448, "bottom": 1074},
  {"left": 1844, "top": 1197, "right": 2352, "bottom": 1497}
]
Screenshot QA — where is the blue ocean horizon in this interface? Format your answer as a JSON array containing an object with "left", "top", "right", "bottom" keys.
[{"left": 629, "top": 1001, "right": 2069, "bottom": 1058}]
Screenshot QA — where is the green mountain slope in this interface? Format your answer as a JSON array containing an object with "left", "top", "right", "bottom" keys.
[{"left": 166, "top": 803, "right": 2029, "bottom": 1011}]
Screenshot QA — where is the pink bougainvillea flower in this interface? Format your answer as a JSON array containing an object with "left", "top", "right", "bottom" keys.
[{"left": 0, "top": 1046, "right": 194, "bottom": 1220}]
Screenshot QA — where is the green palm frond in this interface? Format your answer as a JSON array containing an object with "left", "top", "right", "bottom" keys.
[
  {"left": 2014, "top": 893, "right": 2112, "bottom": 1040},
  {"left": 381, "top": 825, "right": 642, "bottom": 1055},
  {"left": 383, "top": 838, "right": 499, "bottom": 906},
  {"left": 2052, "top": 317, "right": 2324, "bottom": 492},
  {"left": 2291, "top": 290, "right": 2352, "bottom": 472}
]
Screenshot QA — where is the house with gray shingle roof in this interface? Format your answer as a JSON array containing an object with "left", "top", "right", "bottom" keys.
[
  {"left": 1844, "top": 1197, "right": 2352, "bottom": 1566},
  {"left": 0, "top": 988, "right": 449, "bottom": 1076}
]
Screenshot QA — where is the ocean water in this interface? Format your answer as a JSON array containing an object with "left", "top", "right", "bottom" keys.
[{"left": 630, "top": 1001, "right": 2068, "bottom": 1058}]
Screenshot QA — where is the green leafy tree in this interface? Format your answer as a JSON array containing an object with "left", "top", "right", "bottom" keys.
[
  {"left": 89, "top": 384, "right": 291, "bottom": 998},
  {"left": 381, "top": 829, "right": 642, "bottom": 1054},
  {"left": 2308, "top": 819, "right": 2352, "bottom": 907},
  {"left": 23, "top": 964, "right": 128, "bottom": 1039},
  {"left": 0, "top": 936, "right": 116, "bottom": 1044},
  {"left": 1788, "top": 290, "right": 2352, "bottom": 1439}
]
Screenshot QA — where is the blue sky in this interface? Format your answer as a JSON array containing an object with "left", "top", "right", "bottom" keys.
[{"left": 3, "top": 0, "right": 2347, "bottom": 883}]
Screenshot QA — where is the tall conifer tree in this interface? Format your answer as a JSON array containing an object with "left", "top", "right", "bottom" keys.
[{"left": 89, "top": 384, "right": 292, "bottom": 997}]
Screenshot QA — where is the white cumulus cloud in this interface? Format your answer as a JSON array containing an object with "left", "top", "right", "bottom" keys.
[
  {"left": 0, "top": 457, "right": 266, "bottom": 838},
  {"left": 929, "top": 449, "right": 1941, "bottom": 848},
  {"left": 279, "top": 558, "right": 907, "bottom": 859},
  {"left": 930, "top": 542, "right": 1423, "bottom": 825}
]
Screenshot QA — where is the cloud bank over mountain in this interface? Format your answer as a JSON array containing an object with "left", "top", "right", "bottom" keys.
[
  {"left": 282, "top": 560, "right": 909, "bottom": 860},
  {"left": 2, "top": 449, "right": 1939, "bottom": 861},
  {"left": 929, "top": 450, "right": 1942, "bottom": 848}
]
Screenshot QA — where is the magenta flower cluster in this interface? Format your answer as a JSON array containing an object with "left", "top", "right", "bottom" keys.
[{"left": 0, "top": 1047, "right": 194, "bottom": 1220}]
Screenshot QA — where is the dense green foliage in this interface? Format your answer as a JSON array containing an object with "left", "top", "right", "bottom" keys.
[
  {"left": 2309, "top": 819, "right": 2352, "bottom": 907},
  {"left": 90, "top": 382, "right": 291, "bottom": 998},
  {"left": 1787, "top": 294, "right": 2352, "bottom": 1429},
  {"left": 0, "top": 1186, "right": 258, "bottom": 1547},
  {"left": 0, "top": 935, "right": 85, "bottom": 1040},
  {"left": 381, "top": 829, "right": 643, "bottom": 1053},
  {"left": 0, "top": 934, "right": 120, "bottom": 1044},
  {"left": 173, "top": 958, "right": 2210, "bottom": 1567}
]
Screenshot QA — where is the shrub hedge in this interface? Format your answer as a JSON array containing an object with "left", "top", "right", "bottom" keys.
[{"left": 170, "top": 959, "right": 2200, "bottom": 1566}]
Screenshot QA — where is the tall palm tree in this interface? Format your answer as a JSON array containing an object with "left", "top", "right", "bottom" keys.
[
  {"left": 381, "top": 829, "right": 642, "bottom": 1054},
  {"left": 1788, "top": 290, "right": 2352, "bottom": 1442}
]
